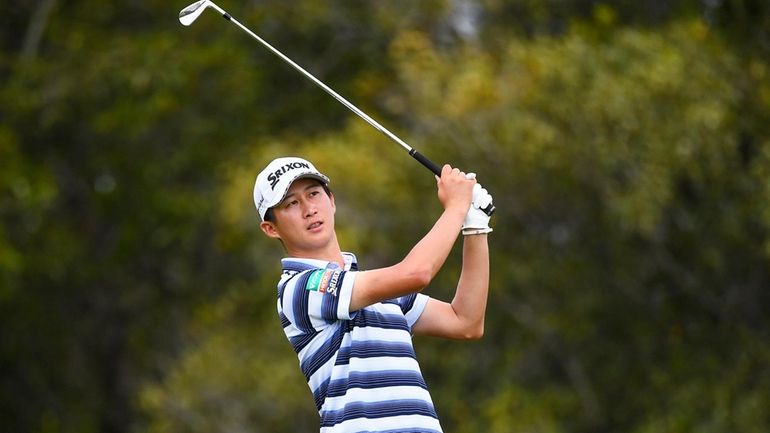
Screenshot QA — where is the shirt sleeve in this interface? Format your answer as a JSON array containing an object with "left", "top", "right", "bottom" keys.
[
  {"left": 280, "top": 269, "right": 357, "bottom": 333},
  {"left": 396, "top": 293, "right": 430, "bottom": 329}
]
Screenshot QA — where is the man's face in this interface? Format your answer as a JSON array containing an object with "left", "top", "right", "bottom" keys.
[{"left": 260, "top": 178, "right": 336, "bottom": 254}]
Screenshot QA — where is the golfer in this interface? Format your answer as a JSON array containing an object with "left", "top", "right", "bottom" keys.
[{"left": 254, "top": 156, "right": 492, "bottom": 433}]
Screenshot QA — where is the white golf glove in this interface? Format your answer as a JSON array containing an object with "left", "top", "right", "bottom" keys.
[{"left": 462, "top": 174, "right": 493, "bottom": 236}]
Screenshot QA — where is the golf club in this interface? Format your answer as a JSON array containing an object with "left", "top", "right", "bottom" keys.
[{"left": 179, "top": 0, "right": 495, "bottom": 215}]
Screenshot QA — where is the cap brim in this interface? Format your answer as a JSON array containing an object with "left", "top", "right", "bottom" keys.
[{"left": 264, "top": 172, "right": 330, "bottom": 211}]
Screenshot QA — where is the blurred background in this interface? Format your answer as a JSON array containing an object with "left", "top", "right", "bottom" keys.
[{"left": 2, "top": 0, "right": 770, "bottom": 432}]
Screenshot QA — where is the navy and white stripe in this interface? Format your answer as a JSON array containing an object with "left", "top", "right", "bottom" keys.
[{"left": 276, "top": 253, "right": 441, "bottom": 433}]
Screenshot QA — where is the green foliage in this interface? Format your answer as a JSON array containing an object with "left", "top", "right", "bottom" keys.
[
  {"left": 2, "top": 1, "right": 770, "bottom": 433},
  {"left": 400, "top": 20, "right": 770, "bottom": 433},
  {"left": 139, "top": 285, "right": 318, "bottom": 433}
]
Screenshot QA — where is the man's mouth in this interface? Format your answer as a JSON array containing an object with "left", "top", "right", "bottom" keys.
[{"left": 308, "top": 221, "right": 323, "bottom": 230}]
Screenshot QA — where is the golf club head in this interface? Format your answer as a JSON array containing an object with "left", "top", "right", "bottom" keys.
[{"left": 179, "top": 0, "right": 210, "bottom": 26}]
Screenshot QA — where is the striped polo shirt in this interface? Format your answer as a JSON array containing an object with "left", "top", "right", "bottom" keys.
[{"left": 277, "top": 252, "right": 443, "bottom": 433}]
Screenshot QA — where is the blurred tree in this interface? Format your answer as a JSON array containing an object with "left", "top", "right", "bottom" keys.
[
  {"left": 0, "top": 1, "right": 465, "bottom": 432},
  {"left": 2, "top": 1, "right": 770, "bottom": 433},
  {"left": 383, "top": 17, "right": 770, "bottom": 433},
  {"left": 143, "top": 16, "right": 770, "bottom": 433}
]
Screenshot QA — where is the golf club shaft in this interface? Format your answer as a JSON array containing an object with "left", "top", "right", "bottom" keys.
[
  {"left": 216, "top": 11, "right": 442, "bottom": 172},
  {"left": 189, "top": 1, "right": 494, "bottom": 215}
]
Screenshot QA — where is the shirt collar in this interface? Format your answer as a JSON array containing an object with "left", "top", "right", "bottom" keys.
[{"left": 281, "top": 252, "right": 358, "bottom": 272}]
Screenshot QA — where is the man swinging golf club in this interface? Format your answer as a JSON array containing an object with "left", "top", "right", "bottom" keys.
[
  {"left": 179, "top": 2, "right": 493, "bottom": 429},
  {"left": 254, "top": 156, "right": 492, "bottom": 432}
]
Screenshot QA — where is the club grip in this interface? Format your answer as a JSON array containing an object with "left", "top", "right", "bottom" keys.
[
  {"left": 409, "top": 149, "right": 495, "bottom": 216},
  {"left": 409, "top": 150, "right": 442, "bottom": 176}
]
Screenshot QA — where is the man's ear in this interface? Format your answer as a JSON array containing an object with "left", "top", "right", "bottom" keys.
[
  {"left": 329, "top": 191, "right": 336, "bottom": 214},
  {"left": 260, "top": 221, "right": 281, "bottom": 239}
]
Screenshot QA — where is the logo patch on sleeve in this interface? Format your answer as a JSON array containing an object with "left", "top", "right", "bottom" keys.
[{"left": 306, "top": 269, "right": 342, "bottom": 294}]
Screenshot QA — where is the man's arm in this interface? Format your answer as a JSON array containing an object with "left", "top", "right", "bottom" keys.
[
  {"left": 348, "top": 165, "right": 473, "bottom": 312},
  {"left": 411, "top": 233, "right": 489, "bottom": 339}
]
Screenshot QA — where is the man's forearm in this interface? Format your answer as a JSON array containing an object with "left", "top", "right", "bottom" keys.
[
  {"left": 401, "top": 207, "right": 466, "bottom": 280},
  {"left": 450, "top": 234, "right": 490, "bottom": 335}
]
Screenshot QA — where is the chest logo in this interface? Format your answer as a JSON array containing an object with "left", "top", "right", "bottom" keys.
[{"left": 306, "top": 269, "right": 342, "bottom": 295}]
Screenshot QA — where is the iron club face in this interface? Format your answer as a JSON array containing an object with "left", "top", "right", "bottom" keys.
[{"left": 179, "top": 0, "right": 211, "bottom": 26}]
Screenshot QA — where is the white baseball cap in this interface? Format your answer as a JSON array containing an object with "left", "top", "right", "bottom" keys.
[{"left": 253, "top": 156, "right": 330, "bottom": 220}]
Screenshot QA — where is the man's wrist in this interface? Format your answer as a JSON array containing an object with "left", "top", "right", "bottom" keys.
[
  {"left": 445, "top": 206, "right": 470, "bottom": 219},
  {"left": 462, "top": 227, "right": 493, "bottom": 236}
]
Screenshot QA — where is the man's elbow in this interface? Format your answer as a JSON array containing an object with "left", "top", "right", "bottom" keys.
[
  {"left": 458, "top": 322, "right": 485, "bottom": 340},
  {"left": 401, "top": 266, "right": 433, "bottom": 291}
]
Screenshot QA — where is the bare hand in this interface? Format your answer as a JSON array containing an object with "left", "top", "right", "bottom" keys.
[{"left": 436, "top": 164, "right": 475, "bottom": 213}]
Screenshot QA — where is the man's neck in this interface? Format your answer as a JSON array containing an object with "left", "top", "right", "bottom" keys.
[{"left": 286, "top": 241, "right": 345, "bottom": 268}]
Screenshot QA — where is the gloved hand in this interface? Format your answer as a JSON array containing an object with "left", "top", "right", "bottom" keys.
[{"left": 462, "top": 174, "right": 493, "bottom": 236}]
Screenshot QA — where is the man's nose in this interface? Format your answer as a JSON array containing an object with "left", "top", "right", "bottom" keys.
[{"left": 302, "top": 201, "right": 317, "bottom": 217}]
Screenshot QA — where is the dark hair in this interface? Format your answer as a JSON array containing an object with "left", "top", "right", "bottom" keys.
[{"left": 264, "top": 181, "right": 332, "bottom": 223}]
